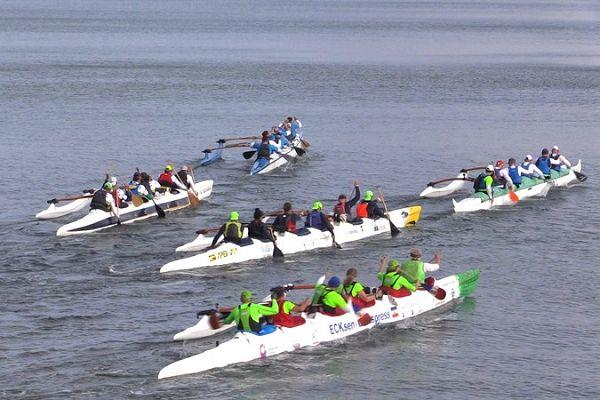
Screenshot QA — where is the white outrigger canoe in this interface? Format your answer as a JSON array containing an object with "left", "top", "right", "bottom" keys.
[
  {"left": 159, "top": 206, "right": 422, "bottom": 273},
  {"left": 56, "top": 180, "right": 213, "bottom": 236},
  {"left": 158, "top": 268, "right": 480, "bottom": 379},
  {"left": 36, "top": 196, "right": 93, "bottom": 220},
  {"left": 250, "top": 134, "right": 307, "bottom": 176},
  {"left": 419, "top": 171, "right": 473, "bottom": 198},
  {"left": 453, "top": 161, "right": 582, "bottom": 213}
]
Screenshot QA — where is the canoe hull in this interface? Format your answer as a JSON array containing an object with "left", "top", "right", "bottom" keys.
[
  {"left": 56, "top": 180, "right": 213, "bottom": 236},
  {"left": 158, "top": 269, "right": 480, "bottom": 379},
  {"left": 160, "top": 206, "right": 422, "bottom": 273}
]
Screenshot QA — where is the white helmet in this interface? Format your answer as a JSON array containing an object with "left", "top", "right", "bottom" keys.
[
  {"left": 485, "top": 164, "right": 494, "bottom": 172},
  {"left": 110, "top": 176, "right": 117, "bottom": 186},
  {"left": 525, "top": 154, "right": 533, "bottom": 161},
  {"left": 552, "top": 145, "right": 559, "bottom": 151}
]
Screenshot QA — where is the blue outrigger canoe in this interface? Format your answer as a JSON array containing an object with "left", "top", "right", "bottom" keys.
[{"left": 200, "top": 140, "right": 225, "bottom": 166}]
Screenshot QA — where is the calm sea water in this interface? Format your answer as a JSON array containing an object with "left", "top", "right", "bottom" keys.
[{"left": 1, "top": 1, "right": 599, "bottom": 399}]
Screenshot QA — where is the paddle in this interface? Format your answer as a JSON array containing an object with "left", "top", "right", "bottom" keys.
[
  {"left": 293, "top": 147, "right": 306, "bottom": 156},
  {"left": 186, "top": 165, "right": 201, "bottom": 207},
  {"left": 376, "top": 187, "right": 400, "bottom": 237},
  {"left": 574, "top": 171, "right": 587, "bottom": 182},
  {"left": 269, "top": 283, "right": 316, "bottom": 292},
  {"left": 426, "top": 177, "right": 475, "bottom": 187},
  {"left": 399, "top": 268, "right": 446, "bottom": 300},
  {"left": 242, "top": 150, "right": 257, "bottom": 159},
  {"left": 459, "top": 166, "right": 486, "bottom": 173},
  {"left": 142, "top": 181, "right": 166, "bottom": 218},
  {"left": 299, "top": 137, "right": 310, "bottom": 148},
  {"left": 47, "top": 194, "right": 92, "bottom": 204},
  {"left": 508, "top": 186, "right": 519, "bottom": 203},
  {"left": 220, "top": 135, "right": 260, "bottom": 142}
]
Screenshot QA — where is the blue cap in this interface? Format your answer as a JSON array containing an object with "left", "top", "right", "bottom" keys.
[{"left": 327, "top": 276, "right": 341, "bottom": 288}]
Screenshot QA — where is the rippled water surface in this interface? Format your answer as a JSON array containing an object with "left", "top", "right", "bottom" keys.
[{"left": 1, "top": 0, "right": 599, "bottom": 399}]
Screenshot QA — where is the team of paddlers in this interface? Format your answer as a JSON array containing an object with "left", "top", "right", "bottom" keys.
[
  {"left": 208, "top": 180, "right": 389, "bottom": 249},
  {"left": 88, "top": 165, "right": 200, "bottom": 218},
  {"left": 472, "top": 146, "right": 572, "bottom": 201},
  {"left": 213, "top": 250, "right": 441, "bottom": 333}
]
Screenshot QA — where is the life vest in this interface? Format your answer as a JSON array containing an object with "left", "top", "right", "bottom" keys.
[
  {"left": 550, "top": 154, "right": 562, "bottom": 171},
  {"left": 508, "top": 165, "right": 522, "bottom": 185},
  {"left": 356, "top": 201, "right": 368, "bottom": 218},
  {"left": 158, "top": 172, "right": 174, "bottom": 187},
  {"left": 307, "top": 211, "right": 323, "bottom": 229},
  {"left": 224, "top": 221, "right": 243, "bottom": 240},
  {"left": 494, "top": 168, "right": 507, "bottom": 186},
  {"left": 342, "top": 281, "right": 358, "bottom": 297},
  {"left": 473, "top": 172, "right": 488, "bottom": 192},
  {"left": 401, "top": 260, "right": 425, "bottom": 284},
  {"left": 273, "top": 299, "right": 305, "bottom": 328},
  {"left": 236, "top": 303, "right": 262, "bottom": 332},
  {"left": 333, "top": 203, "right": 346, "bottom": 216},
  {"left": 177, "top": 171, "right": 191, "bottom": 188},
  {"left": 318, "top": 288, "right": 344, "bottom": 314},
  {"left": 536, "top": 156, "right": 551, "bottom": 174},
  {"left": 90, "top": 189, "right": 111, "bottom": 212},
  {"left": 257, "top": 143, "right": 271, "bottom": 159},
  {"left": 520, "top": 162, "right": 533, "bottom": 178}
]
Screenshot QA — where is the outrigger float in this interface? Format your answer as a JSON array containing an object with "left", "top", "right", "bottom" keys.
[
  {"left": 159, "top": 206, "right": 422, "bottom": 273},
  {"left": 55, "top": 180, "right": 213, "bottom": 236},
  {"left": 158, "top": 269, "right": 480, "bottom": 379},
  {"left": 453, "top": 161, "right": 583, "bottom": 213}
]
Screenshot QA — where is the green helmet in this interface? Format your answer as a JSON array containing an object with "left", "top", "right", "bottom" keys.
[
  {"left": 229, "top": 211, "right": 240, "bottom": 221},
  {"left": 241, "top": 290, "right": 253, "bottom": 302},
  {"left": 364, "top": 190, "right": 374, "bottom": 201},
  {"left": 311, "top": 201, "right": 322, "bottom": 210},
  {"left": 103, "top": 182, "right": 113, "bottom": 190},
  {"left": 387, "top": 259, "right": 399, "bottom": 272}
]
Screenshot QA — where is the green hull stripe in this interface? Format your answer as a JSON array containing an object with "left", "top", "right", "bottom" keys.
[{"left": 456, "top": 269, "right": 480, "bottom": 297}]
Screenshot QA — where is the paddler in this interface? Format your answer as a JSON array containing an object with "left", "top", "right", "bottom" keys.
[
  {"left": 158, "top": 165, "right": 187, "bottom": 192},
  {"left": 90, "top": 182, "right": 121, "bottom": 219},
  {"left": 209, "top": 211, "right": 244, "bottom": 248},
  {"left": 272, "top": 288, "right": 310, "bottom": 328},
  {"left": 109, "top": 176, "right": 128, "bottom": 208},
  {"left": 550, "top": 145, "right": 572, "bottom": 170},
  {"left": 311, "top": 276, "right": 353, "bottom": 316},
  {"left": 250, "top": 131, "right": 281, "bottom": 161},
  {"left": 520, "top": 155, "right": 545, "bottom": 179},
  {"left": 272, "top": 202, "right": 301, "bottom": 233},
  {"left": 399, "top": 248, "right": 440, "bottom": 285},
  {"left": 333, "top": 179, "right": 361, "bottom": 222},
  {"left": 507, "top": 158, "right": 524, "bottom": 188},
  {"left": 221, "top": 290, "right": 279, "bottom": 333},
  {"left": 355, "top": 190, "right": 385, "bottom": 219},
  {"left": 377, "top": 256, "right": 417, "bottom": 298},
  {"left": 473, "top": 165, "right": 495, "bottom": 201},
  {"left": 535, "top": 148, "right": 552, "bottom": 178},
  {"left": 493, "top": 160, "right": 514, "bottom": 189},
  {"left": 128, "top": 172, "right": 142, "bottom": 199},
  {"left": 341, "top": 268, "right": 376, "bottom": 311},
  {"left": 290, "top": 116, "right": 302, "bottom": 139},
  {"left": 247, "top": 208, "right": 275, "bottom": 242},
  {"left": 176, "top": 165, "right": 198, "bottom": 196},
  {"left": 305, "top": 201, "right": 335, "bottom": 234}
]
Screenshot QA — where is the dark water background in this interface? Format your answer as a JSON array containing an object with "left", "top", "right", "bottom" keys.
[{"left": 1, "top": 1, "right": 599, "bottom": 399}]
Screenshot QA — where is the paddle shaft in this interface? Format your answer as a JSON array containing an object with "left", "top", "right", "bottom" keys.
[{"left": 376, "top": 187, "right": 400, "bottom": 236}]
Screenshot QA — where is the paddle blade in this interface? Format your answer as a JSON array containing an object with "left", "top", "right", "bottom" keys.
[
  {"left": 389, "top": 220, "right": 400, "bottom": 237},
  {"left": 155, "top": 203, "right": 166, "bottom": 218},
  {"left": 509, "top": 190, "right": 519, "bottom": 203},
  {"left": 273, "top": 244, "right": 284, "bottom": 258},
  {"left": 188, "top": 191, "right": 201, "bottom": 207},
  {"left": 243, "top": 150, "right": 256, "bottom": 159},
  {"left": 434, "top": 288, "right": 447, "bottom": 300},
  {"left": 574, "top": 171, "right": 587, "bottom": 182},
  {"left": 208, "top": 312, "right": 222, "bottom": 329},
  {"left": 294, "top": 147, "right": 306, "bottom": 156},
  {"left": 131, "top": 195, "right": 144, "bottom": 207},
  {"left": 332, "top": 241, "right": 343, "bottom": 249},
  {"left": 300, "top": 138, "right": 310, "bottom": 147},
  {"left": 358, "top": 313, "right": 372, "bottom": 326}
]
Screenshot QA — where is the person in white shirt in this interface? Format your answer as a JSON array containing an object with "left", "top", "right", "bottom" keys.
[
  {"left": 550, "top": 145, "right": 572, "bottom": 170},
  {"left": 520, "top": 155, "right": 545, "bottom": 179},
  {"left": 176, "top": 166, "right": 198, "bottom": 196},
  {"left": 494, "top": 160, "right": 514, "bottom": 189}
]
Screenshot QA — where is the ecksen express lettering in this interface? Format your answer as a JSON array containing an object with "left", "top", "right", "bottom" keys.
[
  {"left": 329, "top": 321, "right": 357, "bottom": 335},
  {"left": 372, "top": 311, "right": 391, "bottom": 324}
]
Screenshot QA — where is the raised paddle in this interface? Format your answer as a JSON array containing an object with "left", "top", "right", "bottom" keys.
[{"left": 376, "top": 187, "right": 400, "bottom": 237}]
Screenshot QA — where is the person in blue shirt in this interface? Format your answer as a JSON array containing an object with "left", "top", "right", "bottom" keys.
[{"left": 250, "top": 131, "right": 280, "bottom": 160}]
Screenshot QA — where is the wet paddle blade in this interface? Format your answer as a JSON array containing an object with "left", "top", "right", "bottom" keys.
[
  {"left": 389, "top": 220, "right": 400, "bottom": 237},
  {"left": 434, "top": 288, "right": 447, "bottom": 300},
  {"left": 509, "top": 190, "right": 519, "bottom": 203},
  {"left": 300, "top": 138, "right": 310, "bottom": 147},
  {"left": 154, "top": 202, "right": 166, "bottom": 218},
  {"left": 574, "top": 171, "right": 587, "bottom": 182},
  {"left": 273, "top": 244, "right": 284, "bottom": 258},
  {"left": 242, "top": 150, "right": 256, "bottom": 159},
  {"left": 294, "top": 147, "right": 306, "bottom": 156}
]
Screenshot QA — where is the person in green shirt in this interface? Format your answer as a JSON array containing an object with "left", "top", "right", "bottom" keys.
[
  {"left": 377, "top": 256, "right": 417, "bottom": 298},
  {"left": 341, "top": 268, "right": 376, "bottom": 310},
  {"left": 473, "top": 165, "right": 495, "bottom": 203},
  {"left": 222, "top": 290, "right": 279, "bottom": 333},
  {"left": 312, "top": 276, "right": 353, "bottom": 316},
  {"left": 400, "top": 248, "right": 441, "bottom": 284},
  {"left": 272, "top": 288, "right": 311, "bottom": 328}
]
